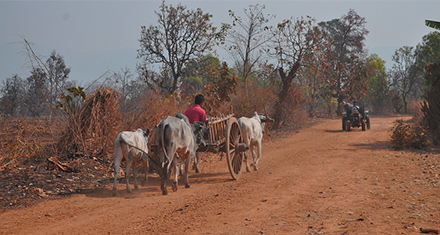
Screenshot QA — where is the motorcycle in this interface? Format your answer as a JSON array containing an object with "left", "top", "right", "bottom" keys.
[{"left": 342, "top": 105, "right": 370, "bottom": 131}]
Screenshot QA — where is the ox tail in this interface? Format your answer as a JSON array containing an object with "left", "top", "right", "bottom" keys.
[
  {"left": 114, "top": 137, "right": 123, "bottom": 164},
  {"left": 161, "top": 123, "right": 171, "bottom": 170},
  {"left": 113, "top": 138, "right": 124, "bottom": 185}
]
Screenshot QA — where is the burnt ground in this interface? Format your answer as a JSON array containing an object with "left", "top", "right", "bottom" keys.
[{"left": 0, "top": 155, "right": 110, "bottom": 212}]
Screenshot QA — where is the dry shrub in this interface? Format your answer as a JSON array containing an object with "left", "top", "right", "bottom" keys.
[
  {"left": 230, "top": 83, "right": 278, "bottom": 118},
  {"left": 273, "top": 83, "right": 307, "bottom": 128},
  {"left": 407, "top": 101, "right": 424, "bottom": 124},
  {"left": 121, "top": 91, "right": 182, "bottom": 133},
  {"left": 0, "top": 117, "right": 57, "bottom": 170},
  {"left": 58, "top": 88, "right": 121, "bottom": 158},
  {"left": 390, "top": 119, "right": 429, "bottom": 150},
  {"left": 212, "top": 101, "right": 235, "bottom": 116},
  {"left": 407, "top": 100, "right": 423, "bottom": 116}
]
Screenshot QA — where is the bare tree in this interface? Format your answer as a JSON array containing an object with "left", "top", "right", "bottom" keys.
[
  {"left": 138, "top": 1, "right": 222, "bottom": 94},
  {"left": 46, "top": 51, "right": 71, "bottom": 108},
  {"left": 112, "top": 67, "right": 134, "bottom": 103},
  {"left": 226, "top": 4, "right": 273, "bottom": 83},
  {"left": 20, "top": 37, "right": 71, "bottom": 117},
  {"left": 111, "top": 67, "right": 149, "bottom": 111},
  {"left": 269, "top": 16, "right": 327, "bottom": 127},
  {"left": 390, "top": 46, "right": 423, "bottom": 113}
]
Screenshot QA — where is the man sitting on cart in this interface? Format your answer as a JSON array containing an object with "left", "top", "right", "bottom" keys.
[
  {"left": 185, "top": 94, "right": 207, "bottom": 124},
  {"left": 185, "top": 94, "right": 207, "bottom": 172},
  {"left": 185, "top": 94, "right": 209, "bottom": 144}
]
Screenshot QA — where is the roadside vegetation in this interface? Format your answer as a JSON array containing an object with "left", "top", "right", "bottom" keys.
[{"left": 1, "top": 2, "right": 439, "bottom": 177}]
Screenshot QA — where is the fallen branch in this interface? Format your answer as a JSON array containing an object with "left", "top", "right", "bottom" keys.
[{"left": 47, "top": 157, "right": 79, "bottom": 172}]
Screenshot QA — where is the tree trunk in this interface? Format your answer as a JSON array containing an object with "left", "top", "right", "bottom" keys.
[
  {"left": 336, "top": 95, "right": 344, "bottom": 117},
  {"left": 273, "top": 62, "right": 300, "bottom": 129},
  {"left": 403, "top": 96, "right": 408, "bottom": 114}
]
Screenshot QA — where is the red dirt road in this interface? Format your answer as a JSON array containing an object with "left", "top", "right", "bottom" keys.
[{"left": 1, "top": 117, "right": 439, "bottom": 234}]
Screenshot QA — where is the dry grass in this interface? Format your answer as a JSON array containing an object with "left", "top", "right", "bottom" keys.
[
  {"left": 56, "top": 88, "right": 121, "bottom": 161},
  {"left": 122, "top": 91, "right": 183, "bottom": 131},
  {"left": 0, "top": 117, "right": 60, "bottom": 170},
  {"left": 230, "top": 84, "right": 278, "bottom": 118}
]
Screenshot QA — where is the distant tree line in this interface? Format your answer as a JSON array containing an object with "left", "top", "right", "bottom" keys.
[
  {"left": 0, "top": 51, "right": 73, "bottom": 117},
  {"left": 1, "top": 1, "right": 439, "bottom": 128}
]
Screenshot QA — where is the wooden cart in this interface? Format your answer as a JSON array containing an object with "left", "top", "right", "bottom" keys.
[{"left": 199, "top": 114, "right": 248, "bottom": 180}]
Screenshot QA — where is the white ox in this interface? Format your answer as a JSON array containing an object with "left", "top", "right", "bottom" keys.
[
  {"left": 238, "top": 112, "right": 272, "bottom": 172},
  {"left": 154, "top": 114, "right": 203, "bottom": 195},
  {"left": 113, "top": 128, "right": 150, "bottom": 196}
]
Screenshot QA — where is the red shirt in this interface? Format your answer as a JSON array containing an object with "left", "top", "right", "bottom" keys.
[{"left": 185, "top": 104, "right": 206, "bottom": 123}]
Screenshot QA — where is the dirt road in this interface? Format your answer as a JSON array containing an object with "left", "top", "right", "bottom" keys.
[{"left": 1, "top": 117, "right": 439, "bottom": 234}]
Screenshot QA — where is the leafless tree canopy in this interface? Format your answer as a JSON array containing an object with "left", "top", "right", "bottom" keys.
[{"left": 137, "top": 1, "right": 221, "bottom": 94}]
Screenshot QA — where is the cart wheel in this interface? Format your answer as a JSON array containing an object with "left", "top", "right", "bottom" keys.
[{"left": 225, "top": 117, "right": 244, "bottom": 180}]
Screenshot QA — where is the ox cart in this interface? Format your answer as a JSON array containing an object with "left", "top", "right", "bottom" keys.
[{"left": 198, "top": 114, "right": 248, "bottom": 180}]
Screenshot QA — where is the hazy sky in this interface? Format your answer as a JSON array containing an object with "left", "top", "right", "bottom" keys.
[{"left": 1, "top": 0, "right": 439, "bottom": 85}]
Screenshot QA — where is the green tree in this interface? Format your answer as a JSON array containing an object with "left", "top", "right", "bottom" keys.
[
  {"left": 181, "top": 54, "right": 220, "bottom": 95},
  {"left": 364, "top": 54, "right": 389, "bottom": 114},
  {"left": 417, "top": 31, "right": 440, "bottom": 144},
  {"left": 181, "top": 54, "right": 237, "bottom": 111},
  {"left": 138, "top": 1, "right": 222, "bottom": 94},
  {"left": 425, "top": 20, "right": 440, "bottom": 30},
  {"left": 415, "top": 31, "right": 440, "bottom": 70}
]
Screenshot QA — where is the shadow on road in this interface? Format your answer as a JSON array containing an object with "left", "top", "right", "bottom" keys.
[
  {"left": 325, "top": 129, "right": 344, "bottom": 133},
  {"left": 86, "top": 171, "right": 230, "bottom": 199},
  {"left": 351, "top": 141, "right": 390, "bottom": 150}
]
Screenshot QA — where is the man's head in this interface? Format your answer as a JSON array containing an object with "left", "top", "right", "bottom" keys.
[
  {"left": 353, "top": 101, "right": 358, "bottom": 106},
  {"left": 195, "top": 94, "right": 205, "bottom": 106}
]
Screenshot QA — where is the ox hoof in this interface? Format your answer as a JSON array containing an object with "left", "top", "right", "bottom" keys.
[
  {"left": 253, "top": 165, "right": 259, "bottom": 171},
  {"left": 162, "top": 190, "right": 168, "bottom": 195},
  {"left": 185, "top": 184, "right": 191, "bottom": 188},
  {"left": 172, "top": 183, "right": 178, "bottom": 192}
]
